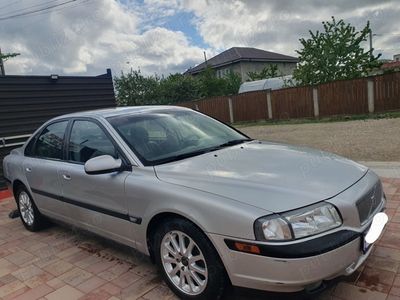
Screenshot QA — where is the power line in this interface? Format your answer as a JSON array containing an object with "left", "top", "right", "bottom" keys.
[
  {"left": 0, "top": 0, "right": 78, "bottom": 21},
  {"left": 0, "top": 0, "right": 94, "bottom": 32},
  {"left": 0, "top": 0, "right": 23, "bottom": 11},
  {"left": 25, "top": 0, "right": 94, "bottom": 20},
  {"left": 0, "top": 0, "right": 65, "bottom": 18}
]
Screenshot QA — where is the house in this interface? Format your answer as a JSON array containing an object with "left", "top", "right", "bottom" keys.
[
  {"left": 381, "top": 60, "right": 400, "bottom": 71},
  {"left": 184, "top": 47, "right": 298, "bottom": 82},
  {"left": 380, "top": 54, "right": 400, "bottom": 72}
]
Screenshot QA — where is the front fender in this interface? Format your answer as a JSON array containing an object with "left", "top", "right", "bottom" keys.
[{"left": 124, "top": 170, "right": 270, "bottom": 254}]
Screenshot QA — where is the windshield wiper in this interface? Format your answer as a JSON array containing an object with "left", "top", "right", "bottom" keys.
[
  {"left": 153, "top": 138, "right": 253, "bottom": 165},
  {"left": 216, "top": 138, "right": 253, "bottom": 148},
  {"left": 153, "top": 149, "right": 212, "bottom": 165}
]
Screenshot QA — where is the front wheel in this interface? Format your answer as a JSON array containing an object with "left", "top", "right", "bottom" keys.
[{"left": 153, "top": 218, "right": 227, "bottom": 299}]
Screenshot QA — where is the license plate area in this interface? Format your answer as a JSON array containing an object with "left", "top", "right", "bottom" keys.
[
  {"left": 361, "top": 226, "right": 372, "bottom": 254},
  {"left": 360, "top": 212, "right": 388, "bottom": 254}
]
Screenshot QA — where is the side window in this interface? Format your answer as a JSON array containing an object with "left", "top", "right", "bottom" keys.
[
  {"left": 33, "top": 121, "right": 68, "bottom": 160},
  {"left": 68, "top": 120, "right": 117, "bottom": 163}
]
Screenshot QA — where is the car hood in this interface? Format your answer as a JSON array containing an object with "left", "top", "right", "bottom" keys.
[{"left": 154, "top": 141, "right": 368, "bottom": 213}]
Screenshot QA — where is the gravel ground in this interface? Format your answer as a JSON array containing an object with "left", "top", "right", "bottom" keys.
[{"left": 239, "top": 118, "right": 400, "bottom": 162}]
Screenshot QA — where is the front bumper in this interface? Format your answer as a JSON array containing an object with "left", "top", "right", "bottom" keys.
[
  {"left": 209, "top": 231, "right": 372, "bottom": 292},
  {"left": 208, "top": 170, "right": 386, "bottom": 293}
]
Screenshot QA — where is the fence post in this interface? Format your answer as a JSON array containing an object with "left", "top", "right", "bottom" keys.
[
  {"left": 195, "top": 104, "right": 199, "bottom": 111},
  {"left": 267, "top": 90, "right": 273, "bottom": 119},
  {"left": 228, "top": 97, "right": 234, "bottom": 123},
  {"left": 367, "top": 79, "right": 375, "bottom": 113},
  {"left": 313, "top": 87, "right": 319, "bottom": 118}
]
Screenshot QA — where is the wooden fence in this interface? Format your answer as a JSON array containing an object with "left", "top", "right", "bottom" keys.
[
  {"left": 177, "top": 72, "right": 400, "bottom": 123},
  {"left": 271, "top": 86, "right": 314, "bottom": 120},
  {"left": 375, "top": 72, "right": 400, "bottom": 112}
]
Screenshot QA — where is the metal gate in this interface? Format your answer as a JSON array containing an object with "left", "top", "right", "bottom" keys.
[{"left": 0, "top": 69, "right": 116, "bottom": 190}]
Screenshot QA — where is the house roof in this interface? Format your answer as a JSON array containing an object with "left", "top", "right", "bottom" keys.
[
  {"left": 381, "top": 61, "right": 400, "bottom": 69},
  {"left": 185, "top": 47, "right": 298, "bottom": 75}
]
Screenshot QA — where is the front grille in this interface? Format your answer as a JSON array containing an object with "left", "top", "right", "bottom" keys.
[{"left": 356, "top": 182, "right": 383, "bottom": 224}]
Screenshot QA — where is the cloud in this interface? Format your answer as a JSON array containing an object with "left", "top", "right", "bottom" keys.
[
  {"left": 149, "top": 0, "right": 400, "bottom": 60},
  {"left": 1, "top": 0, "right": 205, "bottom": 76},
  {"left": 0, "top": 0, "right": 399, "bottom": 76},
  {"left": 224, "top": 1, "right": 394, "bottom": 54}
]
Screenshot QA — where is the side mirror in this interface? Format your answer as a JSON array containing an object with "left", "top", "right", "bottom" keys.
[{"left": 84, "top": 155, "right": 123, "bottom": 175}]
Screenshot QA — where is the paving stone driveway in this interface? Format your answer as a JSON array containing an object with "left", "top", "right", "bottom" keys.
[{"left": 0, "top": 177, "right": 399, "bottom": 300}]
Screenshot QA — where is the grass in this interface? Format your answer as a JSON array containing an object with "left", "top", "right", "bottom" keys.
[{"left": 234, "top": 110, "right": 400, "bottom": 127}]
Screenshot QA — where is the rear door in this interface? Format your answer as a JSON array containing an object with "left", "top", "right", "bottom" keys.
[
  {"left": 23, "top": 120, "right": 70, "bottom": 222},
  {"left": 59, "top": 118, "right": 134, "bottom": 245}
]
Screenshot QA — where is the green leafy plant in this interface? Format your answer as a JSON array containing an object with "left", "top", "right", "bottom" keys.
[
  {"left": 224, "top": 70, "right": 242, "bottom": 95},
  {"left": 0, "top": 52, "right": 20, "bottom": 62},
  {"left": 114, "top": 69, "right": 160, "bottom": 106},
  {"left": 293, "top": 17, "right": 381, "bottom": 86},
  {"left": 114, "top": 66, "right": 243, "bottom": 106},
  {"left": 247, "top": 64, "right": 278, "bottom": 81},
  {"left": 158, "top": 73, "right": 201, "bottom": 104}
]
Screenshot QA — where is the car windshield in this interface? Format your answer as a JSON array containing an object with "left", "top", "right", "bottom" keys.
[{"left": 107, "top": 109, "right": 251, "bottom": 165}]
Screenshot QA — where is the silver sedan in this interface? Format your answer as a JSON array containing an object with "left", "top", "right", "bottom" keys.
[{"left": 3, "top": 106, "right": 388, "bottom": 299}]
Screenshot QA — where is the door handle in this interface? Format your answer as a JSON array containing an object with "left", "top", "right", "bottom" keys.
[
  {"left": 62, "top": 174, "right": 71, "bottom": 180},
  {"left": 25, "top": 167, "right": 32, "bottom": 172}
]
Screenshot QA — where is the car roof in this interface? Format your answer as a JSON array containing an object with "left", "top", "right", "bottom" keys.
[{"left": 53, "top": 105, "right": 191, "bottom": 120}]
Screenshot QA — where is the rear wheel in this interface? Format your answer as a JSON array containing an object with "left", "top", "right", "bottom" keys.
[
  {"left": 153, "top": 218, "right": 227, "bottom": 299},
  {"left": 15, "top": 186, "right": 47, "bottom": 231}
]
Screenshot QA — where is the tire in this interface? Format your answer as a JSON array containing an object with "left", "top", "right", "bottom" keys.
[
  {"left": 153, "top": 218, "right": 227, "bottom": 300},
  {"left": 15, "top": 185, "right": 48, "bottom": 232}
]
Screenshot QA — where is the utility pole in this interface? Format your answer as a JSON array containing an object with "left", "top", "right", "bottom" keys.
[
  {"left": 203, "top": 51, "right": 208, "bottom": 66},
  {"left": 369, "top": 30, "right": 381, "bottom": 61},
  {"left": 0, "top": 48, "right": 5, "bottom": 76},
  {"left": 369, "top": 29, "right": 373, "bottom": 61}
]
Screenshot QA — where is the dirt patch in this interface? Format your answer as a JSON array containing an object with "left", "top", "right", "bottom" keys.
[{"left": 239, "top": 118, "right": 400, "bottom": 161}]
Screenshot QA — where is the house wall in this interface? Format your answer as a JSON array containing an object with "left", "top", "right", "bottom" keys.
[
  {"left": 215, "top": 62, "right": 242, "bottom": 79},
  {"left": 215, "top": 61, "right": 297, "bottom": 82}
]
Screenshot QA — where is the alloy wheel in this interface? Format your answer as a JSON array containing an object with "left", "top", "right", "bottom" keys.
[
  {"left": 19, "top": 191, "right": 34, "bottom": 226},
  {"left": 161, "top": 230, "right": 208, "bottom": 296}
]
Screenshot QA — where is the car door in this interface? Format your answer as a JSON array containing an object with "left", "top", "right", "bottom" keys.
[
  {"left": 23, "top": 120, "right": 70, "bottom": 222},
  {"left": 58, "top": 118, "right": 134, "bottom": 246}
]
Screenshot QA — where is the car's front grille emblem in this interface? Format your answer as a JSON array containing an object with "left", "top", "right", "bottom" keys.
[{"left": 356, "top": 183, "right": 382, "bottom": 225}]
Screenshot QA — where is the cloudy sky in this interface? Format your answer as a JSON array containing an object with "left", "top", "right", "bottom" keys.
[{"left": 1, "top": 0, "right": 399, "bottom": 77}]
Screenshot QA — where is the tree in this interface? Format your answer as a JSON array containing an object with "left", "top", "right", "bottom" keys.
[
  {"left": 114, "top": 67, "right": 242, "bottom": 106},
  {"left": 197, "top": 67, "right": 228, "bottom": 98},
  {"left": 0, "top": 52, "right": 20, "bottom": 61},
  {"left": 293, "top": 17, "right": 381, "bottom": 86},
  {"left": 224, "top": 70, "right": 242, "bottom": 95},
  {"left": 158, "top": 73, "right": 201, "bottom": 104},
  {"left": 114, "top": 69, "right": 160, "bottom": 106},
  {"left": 247, "top": 64, "right": 278, "bottom": 81},
  {"left": 0, "top": 52, "right": 20, "bottom": 75}
]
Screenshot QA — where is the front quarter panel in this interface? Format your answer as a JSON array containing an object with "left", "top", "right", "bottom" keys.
[{"left": 124, "top": 167, "right": 270, "bottom": 254}]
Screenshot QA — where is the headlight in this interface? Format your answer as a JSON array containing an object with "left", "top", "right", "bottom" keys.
[{"left": 254, "top": 203, "right": 342, "bottom": 241}]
